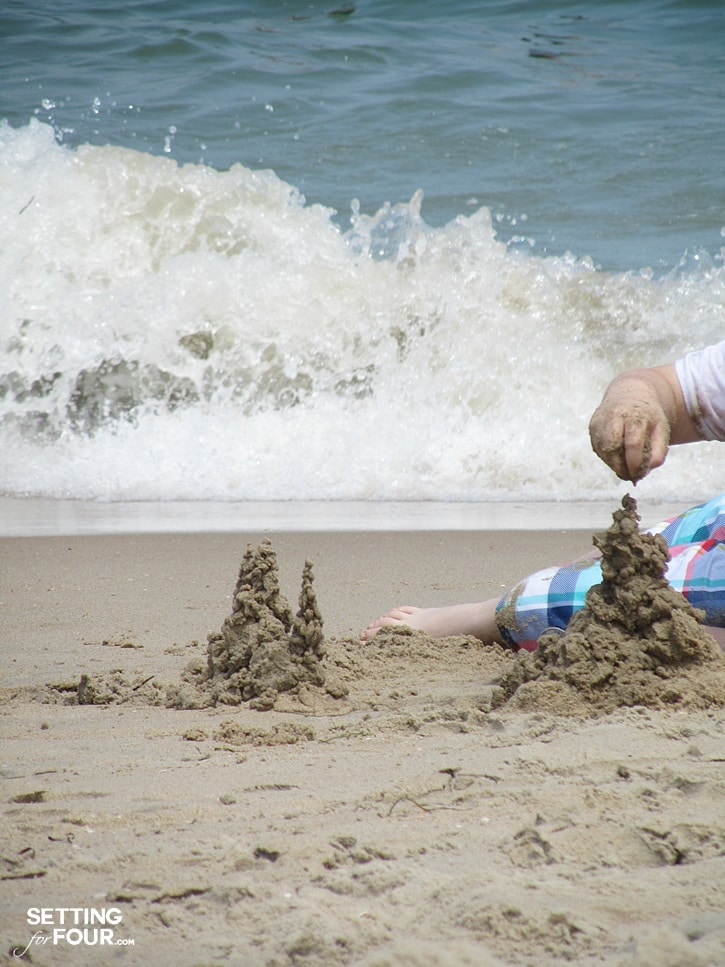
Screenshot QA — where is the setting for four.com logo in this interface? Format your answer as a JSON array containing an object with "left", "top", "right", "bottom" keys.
[{"left": 13, "top": 906, "right": 135, "bottom": 958}]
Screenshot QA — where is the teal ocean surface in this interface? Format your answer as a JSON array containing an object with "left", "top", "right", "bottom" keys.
[{"left": 1, "top": 1, "right": 724, "bottom": 504}]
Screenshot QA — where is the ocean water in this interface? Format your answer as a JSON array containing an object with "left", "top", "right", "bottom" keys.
[{"left": 1, "top": 0, "right": 724, "bottom": 506}]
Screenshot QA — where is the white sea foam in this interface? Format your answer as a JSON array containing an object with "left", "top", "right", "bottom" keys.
[{"left": 1, "top": 120, "right": 723, "bottom": 503}]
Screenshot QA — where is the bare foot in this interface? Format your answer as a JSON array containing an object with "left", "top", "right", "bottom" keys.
[{"left": 362, "top": 600, "right": 502, "bottom": 643}]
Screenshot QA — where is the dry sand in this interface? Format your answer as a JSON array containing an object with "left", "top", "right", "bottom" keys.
[{"left": 1, "top": 525, "right": 724, "bottom": 966}]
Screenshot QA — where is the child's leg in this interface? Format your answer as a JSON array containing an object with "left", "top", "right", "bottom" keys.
[
  {"left": 363, "top": 497, "right": 725, "bottom": 650},
  {"left": 494, "top": 560, "right": 602, "bottom": 651},
  {"left": 362, "top": 558, "right": 602, "bottom": 648}
]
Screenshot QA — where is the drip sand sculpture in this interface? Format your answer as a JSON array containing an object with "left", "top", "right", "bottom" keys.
[
  {"left": 72, "top": 503, "right": 724, "bottom": 714},
  {"left": 171, "top": 538, "right": 347, "bottom": 710},
  {"left": 493, "top": 495, "right": 725, "bottom": 713}
]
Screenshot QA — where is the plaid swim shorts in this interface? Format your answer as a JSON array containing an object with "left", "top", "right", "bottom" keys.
[{"left": 495, "top": 494, "right": 725, "bottom": 651}]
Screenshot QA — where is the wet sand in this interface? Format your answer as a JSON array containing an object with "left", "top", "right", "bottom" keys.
[{"left": 1, "top": 528, "right": 724, "bottom": 966}]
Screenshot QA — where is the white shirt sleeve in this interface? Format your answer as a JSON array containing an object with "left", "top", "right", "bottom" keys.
[{"left": 674, "top": 340, "right": 725, "bottom": 441}]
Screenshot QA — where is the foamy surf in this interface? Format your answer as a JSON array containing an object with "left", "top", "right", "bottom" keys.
[{"left": 1, "top": 120, "right": 723, "bottom": 503}]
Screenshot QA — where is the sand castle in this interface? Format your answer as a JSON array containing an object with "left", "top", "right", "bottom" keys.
[
  {"left": 204, "top": 539, "right": 329, "bottom": 709},
  {"left": 165, "top": 537, "right": 344, "bottom": 711},
  {"left": 74, "top": 538, "right": 347, "bottom": 711},
  {"left": 74, "top": 500, "right": 724, "bottom": 716},
  {"left": 493, "top": 495, "right": 725, "bottom": 713}
]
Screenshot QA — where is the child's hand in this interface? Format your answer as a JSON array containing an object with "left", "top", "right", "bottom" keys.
[{"left": 589, "top": 374, "right": 672, "bottom": 482}]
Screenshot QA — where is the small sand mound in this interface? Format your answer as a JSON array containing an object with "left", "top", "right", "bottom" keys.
[
  {"left": 169, "top": 539, "right": 347, "bottom": 710},
  {"left": 493, "top": 495, "right": 725, "bottom": 714}
]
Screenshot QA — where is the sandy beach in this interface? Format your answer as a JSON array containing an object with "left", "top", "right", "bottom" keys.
[{"left": 1, "top": 523, "right": 724, "bottom": 966}]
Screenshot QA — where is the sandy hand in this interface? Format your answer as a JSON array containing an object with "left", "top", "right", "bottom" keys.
[{"left": 589, "top": 375, "right": 671, "bottom": 483}]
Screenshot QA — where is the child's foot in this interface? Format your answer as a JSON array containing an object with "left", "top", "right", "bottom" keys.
[{"left": 362, "top": 601, "right": 499, "bottom": 643}]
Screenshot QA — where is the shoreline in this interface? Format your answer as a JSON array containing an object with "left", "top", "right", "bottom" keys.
[{"left": 0, "top": 496, "right": 694, "bottom": 537}]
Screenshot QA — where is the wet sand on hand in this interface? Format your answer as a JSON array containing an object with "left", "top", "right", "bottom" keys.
[{"left": 1, "top": 527, "right": 724, "bottom": 966}]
